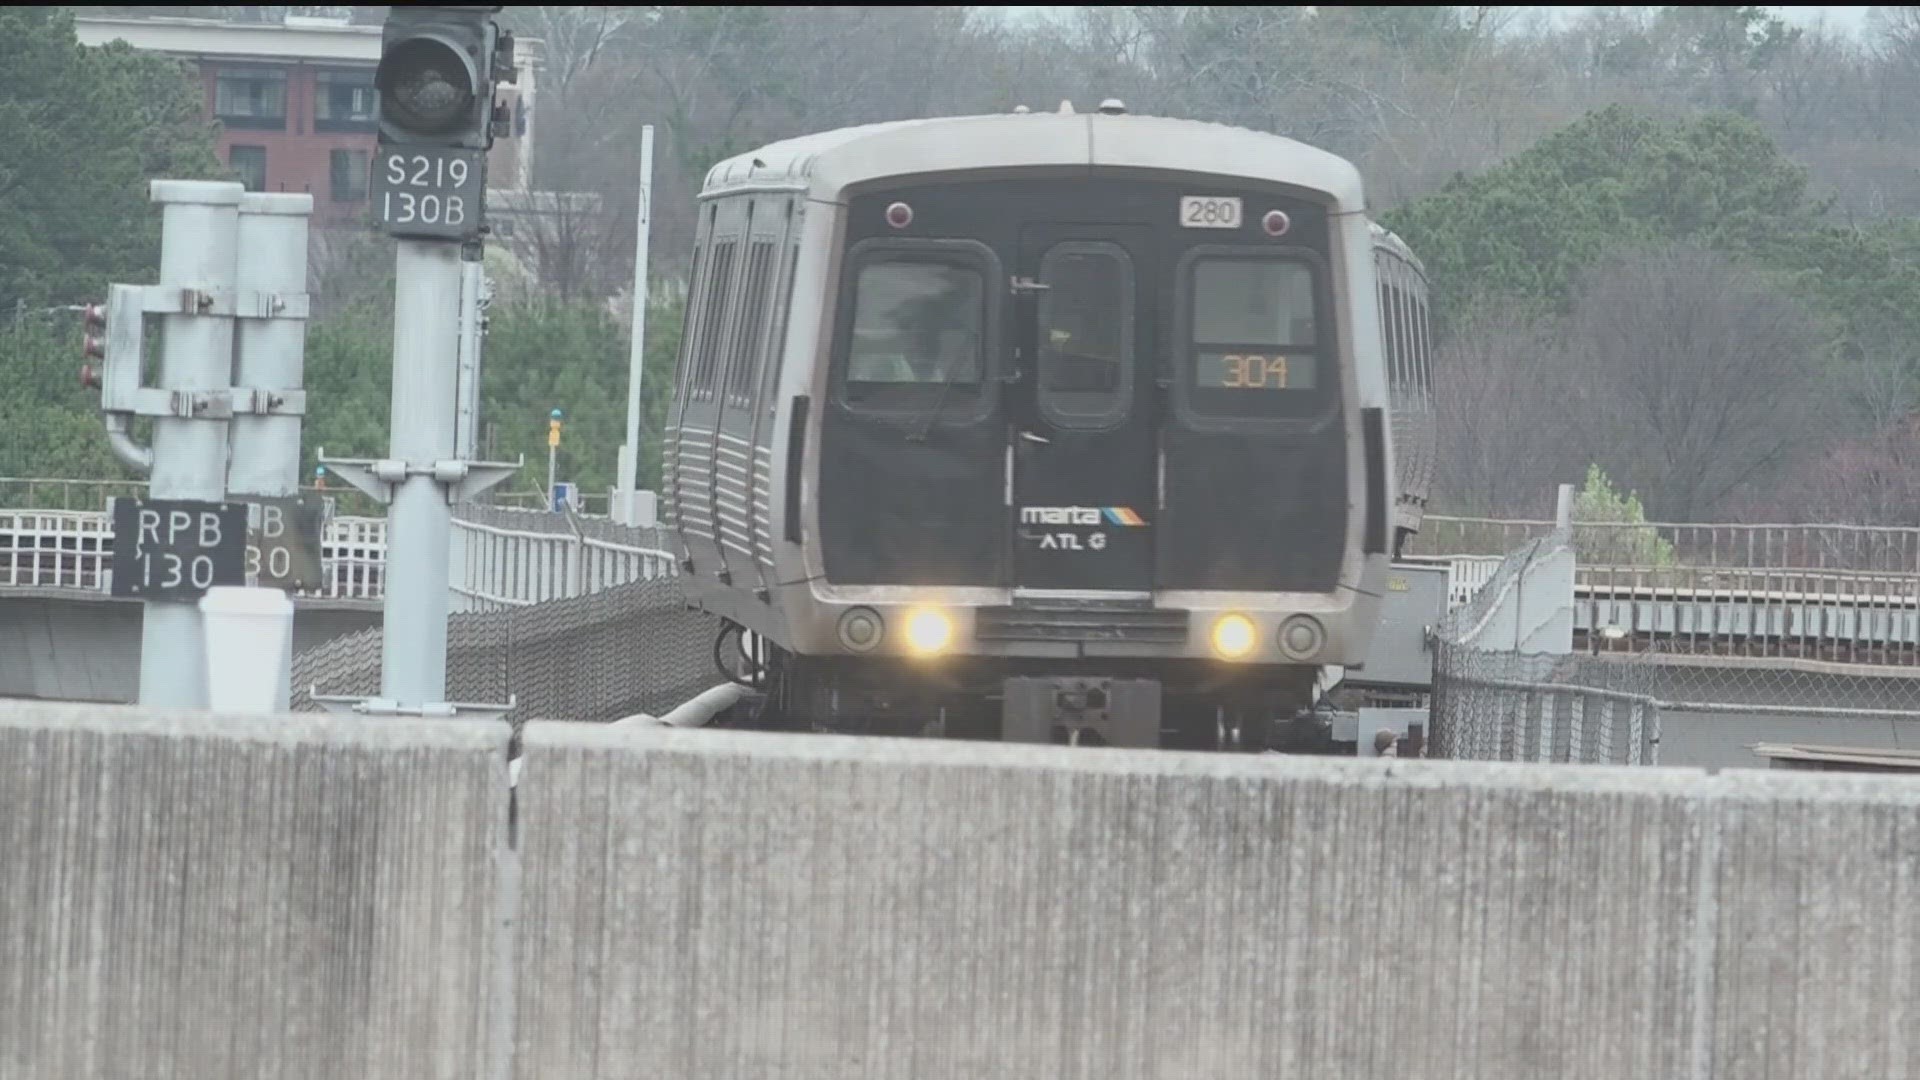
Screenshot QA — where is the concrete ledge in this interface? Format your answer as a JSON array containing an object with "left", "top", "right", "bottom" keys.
[
  {"left": 511, "top": 725, "right": 1761, "bottom": 1078},
  {"left": 0, "top": 701, "right": 512, "bottom": 1080}
]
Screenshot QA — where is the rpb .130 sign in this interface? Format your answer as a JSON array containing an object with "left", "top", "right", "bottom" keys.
[{"left": 372, "top": 147, "right": 487, "bottom": 241}]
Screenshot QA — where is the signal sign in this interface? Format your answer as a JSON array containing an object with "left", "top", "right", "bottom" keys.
[
  {"left": 245, "top": 496, "right": 325, "bottom": 591},
  {"left": 109, "top": 498, "right": 249, "bottom": 601}
]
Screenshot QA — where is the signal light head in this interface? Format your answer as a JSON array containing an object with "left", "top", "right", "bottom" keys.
[
  {"left": 79, "top": 364, "right": 101, "bottom": 390},
  {"left": 83, "top": 302, "right": 106, "bottom": 330},
  {"left": 377, "top": 35, "right": 479, "bottom": 138},
  {"left": 83, "top": 334, "right": 105, "bottom": 361}
]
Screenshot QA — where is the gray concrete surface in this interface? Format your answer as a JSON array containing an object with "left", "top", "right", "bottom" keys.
[
  {"left": 512, "top": 723, "right": 1920, "bottom": 1079},
  {"left": 0, "top": 594, "right": 379, "bottom": 703},
  {"left": 0, "top": 701, "right": 510, "bottom": 1080},
  {"left": 1660, "top": 710, "right": 1918, "bottom": 769},
  {"left": 8, "top": 700, "right": 1919, "bottom": 1079}
]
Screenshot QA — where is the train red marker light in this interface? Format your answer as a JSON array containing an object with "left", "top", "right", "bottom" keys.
[
  {"left": 885, "top": 201, "right": 913, "bottom": 229},
  {"left": 1262, "top": 210, "right": 1290, "bottom": 237}
]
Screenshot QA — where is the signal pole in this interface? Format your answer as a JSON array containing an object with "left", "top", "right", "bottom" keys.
[
  {"left": 84, "top": 182, "right": 314, "bottom": 710},
  {"left": 318, "top": 5, "right": 519, "bottom": 718},
  {"left": 136, "top": 183, "right": 244, "bottom": 707},
  {"left": 227, "top": 192, "right": 317, "bottom": 712}
]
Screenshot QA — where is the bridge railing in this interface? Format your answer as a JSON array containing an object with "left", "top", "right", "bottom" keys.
[
  {"left": 0, "top": 504, "right": 674, "bottom": 609},
  {"left": 0, "top": 508, "right": 391, "bottom": 602},
  {"left": 1415, "top": 515, "right": 1920, "bottom": 574},
  {"left": 451, "top": 511, "right": 675, "bottom": 609}
]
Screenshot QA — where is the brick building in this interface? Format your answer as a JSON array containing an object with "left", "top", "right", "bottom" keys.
[{"left": 75, "top": 13, "right": 536, "bottom": 227}]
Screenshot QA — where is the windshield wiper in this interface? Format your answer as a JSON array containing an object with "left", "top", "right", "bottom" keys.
[{"left": 906, "top": 351, "right": 962, "bottom": 443}]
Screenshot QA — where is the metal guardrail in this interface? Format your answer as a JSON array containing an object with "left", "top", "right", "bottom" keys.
[
  {"left": 1416, "top": 515, "right": 1920, "bottom": 574},
  {"left": 453, "top": 515, "right": 675, "bottom": 608},
  {"left": 0, "top": 506, "right": 674, "bottom": 607}
]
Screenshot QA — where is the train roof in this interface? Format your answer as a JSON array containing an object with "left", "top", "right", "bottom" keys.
[
  {"left": 1369, "top": 221, "right": 1429, "bottom": 280},
  {"left": 701, "top": 106, "right": 1366, "bottom": 213}
]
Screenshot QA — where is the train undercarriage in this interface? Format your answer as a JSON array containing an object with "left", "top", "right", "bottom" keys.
[{"left": 701, "top": 620, "right": 1358, "bottom": 754}]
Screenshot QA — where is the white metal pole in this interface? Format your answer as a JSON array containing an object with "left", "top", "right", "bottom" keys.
[
  {"left": 140, "top": 180, "right": 244, "bottom": 708},
  {"left": 455, "top": 257, "right": 485, "bottom": 465},
  {"left": 618, "top": 125, "right": 655, "bottom": 520},
  {"left": 379, "top": 239, "right": 464, "bottom": 707},
  {"left": 227, "top": 191, "right": 312, "bottom": 713}
]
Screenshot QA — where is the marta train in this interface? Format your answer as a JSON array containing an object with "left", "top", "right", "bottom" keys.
[{"left": 660, "top": 100, "right": 1435, "bottom": 752}]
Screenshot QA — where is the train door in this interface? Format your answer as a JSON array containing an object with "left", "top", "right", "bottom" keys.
[{"left": 1010, "top": 225, "right": 1158, "bottom": 593}]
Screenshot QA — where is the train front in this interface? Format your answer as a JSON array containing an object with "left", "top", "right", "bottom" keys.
[{"left": 786, "top": 112, "right": 1395, "bottom": 750}]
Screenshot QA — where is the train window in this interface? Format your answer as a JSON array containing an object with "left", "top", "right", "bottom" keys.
[
  {"left": 759, "top": 243, "right": 802, "bottom": 412},
  {"left": 1382, "top": 279, "right": 1409, "bottom": 392},
  {"left": 670, "top": 242, "right": 704, "bottom": 408},
  {"left": 844, "top": 261, "right": 984, "bottom": 388},
  {"left": 1037, "top": 242, "right": 1133, "bottom": 429},
  {"left": 1185, "top": 255, "right": 1325, "bottom": 419},
  {"left": 695, "top": 239, "right": 737, "bottom": 398},
  {"left": 726, "top": 239, "right": 776, "bottom": 405}
]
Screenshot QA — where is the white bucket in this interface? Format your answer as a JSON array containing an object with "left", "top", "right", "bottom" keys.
[{"left": 198, "top": 586, "right": 294, "bottom": 715}]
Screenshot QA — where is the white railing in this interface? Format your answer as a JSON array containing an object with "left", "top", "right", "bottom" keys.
[
  {"left": 0, "top": 506, "right": 677, "bottom": 609},
  {"left": 1417, "top": 515, "right": 1920, "bottom": 575},
  {"left": 451, "top": 517, "right": 676, "bottom": 608},
  {"left": 0, "top": 509, "right": 392, "bottom": 602}
]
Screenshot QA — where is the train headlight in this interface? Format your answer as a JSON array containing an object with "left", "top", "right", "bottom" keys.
[
  {"left": 1210, "top": 613, "right": 1257, "bottom": 660},
  {"left": 904, "top": 607, "right": 953, "bottom": 656},
  {"left": 837, "top": 607, "right": 884, "bottom": 653},
  {"left": 1278, "top": 615, "right": 1326, "bottom": 661}
]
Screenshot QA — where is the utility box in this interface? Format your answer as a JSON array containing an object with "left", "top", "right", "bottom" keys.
[{"left": 1349, "top": 560, "right": 1450, "bottom": 691}]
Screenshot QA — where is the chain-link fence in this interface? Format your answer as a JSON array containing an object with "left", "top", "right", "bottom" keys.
[
  {"left": 290, "top": 571, "right": 721, "bottom": 733},
  {"left": 1427, "top": 518, "right": 1920, "bottom": 767},
  {"left": 1427, "top": 523, "right": 1664, "bottom": 765}
]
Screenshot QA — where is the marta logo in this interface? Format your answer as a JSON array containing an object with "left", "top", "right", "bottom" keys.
[{"left": 1019, "top": 506, "right": 1148, "bottom": 527}]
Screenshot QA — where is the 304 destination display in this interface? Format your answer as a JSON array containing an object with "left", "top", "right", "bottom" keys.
[{"left": 1193, "top": 351, "right": 1314, "bottom": 390}]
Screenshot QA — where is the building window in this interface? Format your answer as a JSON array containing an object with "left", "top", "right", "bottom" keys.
[
  {"left": 230, "top": 145, "right": 267, "bottom": 192},
  {"left": 330, "top": 148, "right": 368, "bottom": 201},
  {"left": 315, "top": 70, "right": 377, "bottom": 132},
  {"left": 214, "top": 67, "right": 287, "bottom": 130}
]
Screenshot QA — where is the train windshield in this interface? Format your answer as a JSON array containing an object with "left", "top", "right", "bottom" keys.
[
  {"left": 1038, "top": 242, "right": 1134, "bottom": 428},
  {"left": 845, "top": 261, "right": 984, "bottom": 387},
  {"left": 1186, "top": 256, "right": 1325, "bottom": 418}
]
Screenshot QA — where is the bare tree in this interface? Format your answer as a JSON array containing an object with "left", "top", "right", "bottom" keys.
[
  {"left": 1557, "top": 244, "right": 1833, "bottom": 520},
  {"left": 1429, "top": 303, "right": 1581, "bottom": 517}
]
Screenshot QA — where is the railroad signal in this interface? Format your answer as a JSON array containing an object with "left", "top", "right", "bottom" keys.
[
  {"left": 82, "top": 300, "right": 107, "bottom": 369},
  {"left": 371, "top": 6, "right": 512, "bottom": 241},
  {"left": 375, "top": 6, "right": 512, "bottom": 151},
  {"left": 548, "top": 408, "right": 563, "bottom": 448}
]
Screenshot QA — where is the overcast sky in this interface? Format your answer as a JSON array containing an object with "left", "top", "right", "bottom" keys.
[{"left": 994, "top": 7, "right": 1884, "bottom": 40}]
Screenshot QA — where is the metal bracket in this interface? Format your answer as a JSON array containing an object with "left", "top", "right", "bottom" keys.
[
  {"left": 310, "top": 690, "right": 517, "bottom": 723},
  {"left": 123, "top": 386, "right": 308, "bottom": 420},
  {"left": 139, "top": 284, "right": 310, "bottom": 320},
  {"left": 452, "top": 457, "right": 523, "bottom": 502},
  {"left": 315, "top": 452, "right": 401, "bottom": 504},
  {"left": 317, "top": 449, "right": 523, "bottom": 506}
]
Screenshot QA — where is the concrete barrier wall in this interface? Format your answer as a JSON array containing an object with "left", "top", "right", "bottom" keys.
[
  {"left": 511, "top": 723, "right": 1920, "bottom": 1079},
  {"left": 0, "top": 702, "right": 511, "bottom": 1080},
  {"left": 7, "top": 702, "right": 1919, "bottom": 1079}
]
